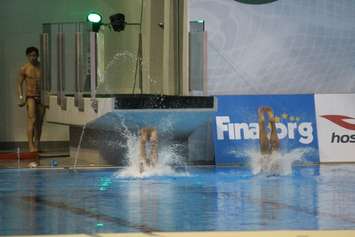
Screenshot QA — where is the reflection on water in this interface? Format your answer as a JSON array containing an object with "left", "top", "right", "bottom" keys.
[{"left": 2, "top": 165, "right": 355, "bottom": 235}]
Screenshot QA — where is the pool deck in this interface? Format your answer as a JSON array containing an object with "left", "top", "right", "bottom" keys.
[{"left": 19, "top": 230, "right": 355, "bottom": 237}]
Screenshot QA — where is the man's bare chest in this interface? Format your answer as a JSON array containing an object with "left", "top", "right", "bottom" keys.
[{"left": 24, "top": 65, "right": 40, "bottom": 80}]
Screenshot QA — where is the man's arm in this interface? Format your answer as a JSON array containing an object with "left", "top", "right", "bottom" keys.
[{"left": 17, "top": 67, "right": 26, "bottom": 107}]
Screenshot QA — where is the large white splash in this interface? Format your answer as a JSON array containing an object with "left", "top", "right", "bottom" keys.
[
  {"left": 97, "top": 50, "right": 137, "bottom": 89},
  {"left": 232, "top": 147, "right": 314, "bottom": 176},
  {"left": 114, "top": 120, "right": 189, "bottom": 178},
  {"left": 96, "top": 50, "right": 158, "bottom": 93}
]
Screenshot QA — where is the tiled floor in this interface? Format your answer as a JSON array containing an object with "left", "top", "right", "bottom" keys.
[
  {"left": 0, "top": 151, "right": 72, "bottom": 169},
  {"left": 0, "top": 153, "right": 118, "bottom": 169}
]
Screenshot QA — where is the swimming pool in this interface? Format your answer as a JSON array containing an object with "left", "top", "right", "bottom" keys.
[{"left": 1, "top": 165, "right": 355, "bottom": 235}]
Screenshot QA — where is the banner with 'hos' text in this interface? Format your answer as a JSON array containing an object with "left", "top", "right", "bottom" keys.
[{"left": 315, "top": 94, "right": 355, "bottom": 163}]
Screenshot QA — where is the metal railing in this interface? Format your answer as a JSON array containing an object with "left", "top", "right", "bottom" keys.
[{"left": 40, "top": 22, "right": 96, "bottom": 112}]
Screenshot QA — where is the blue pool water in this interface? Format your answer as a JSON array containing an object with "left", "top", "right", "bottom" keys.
[{"left": 1, "top": 165, "right": 355, "bottom": 235}]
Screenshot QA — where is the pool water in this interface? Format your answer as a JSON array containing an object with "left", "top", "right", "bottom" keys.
[{"left": 1, "top": 165, "right": 355, "bottom": 235}]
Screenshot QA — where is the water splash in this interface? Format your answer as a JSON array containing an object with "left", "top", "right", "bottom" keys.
[
  {"left": 114, "top": 116, "right": 189, "bottom": 178},
  {"left": 97, "top": 50, "right": 138, "bottom": 90},
  {"left": 232, "top": 147, "right": 314, "bottom": 176},
  {"left": 73, "top": 124, "right": 86, "bottom": 169},
  {"left": 115, "top": 137, "right": 189, "bottom": 178},
  {"left": 96, "top": 50, "right": 161, "bottom": 94}
]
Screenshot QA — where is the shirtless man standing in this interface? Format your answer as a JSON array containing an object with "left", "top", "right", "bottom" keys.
[{"left": 17, "top": 47, "right": 45, "bottom": 152}]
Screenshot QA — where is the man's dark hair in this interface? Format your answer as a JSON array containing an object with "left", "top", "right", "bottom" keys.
[{"left": 26, "top": 46, "right": 39, "bottom": 56}]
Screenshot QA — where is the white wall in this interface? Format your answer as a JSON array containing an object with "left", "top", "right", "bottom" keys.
[
  {"left": 315, "top": 94, "right": 355, "bottom": 163},
  {"left": 189, "top": 0, "right": 355, "bottom": 95}
]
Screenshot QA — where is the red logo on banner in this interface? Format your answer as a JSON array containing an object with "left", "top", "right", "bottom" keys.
[{"left": 321, "top": 115, "right": 355, "bottom": 130}]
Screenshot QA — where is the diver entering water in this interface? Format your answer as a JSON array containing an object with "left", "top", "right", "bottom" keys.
[
  {"left": 258, "top": 107, "right": 280, "bottom": 155},
  {"left": 139, "top": 127, "right": 158, "bottom": 173}
]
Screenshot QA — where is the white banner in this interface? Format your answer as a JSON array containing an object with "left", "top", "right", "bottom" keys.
[{"left": 315, "top": 94, "right": 355, "bottom": 162}]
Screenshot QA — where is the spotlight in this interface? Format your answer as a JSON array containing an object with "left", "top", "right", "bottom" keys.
[
  {"left": 87, "top": 12, "right": 103, "bottom": 32},
  {"left": 109, "top": 13, "right": 126, "bottom": 32},
  {"left": 87, "top": 12, "right": 102, "bottom": 23}
]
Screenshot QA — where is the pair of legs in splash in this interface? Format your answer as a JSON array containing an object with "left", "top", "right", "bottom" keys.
[
  {"left": 258, "top": 107, "right": 280, "bottom": 155},
  {"left": 139, "top": 128, "right": 158, "bottom": 173}
]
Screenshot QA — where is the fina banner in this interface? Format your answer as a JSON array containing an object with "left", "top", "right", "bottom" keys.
[
  {"left": 315, "top": 94, "right": 355, "bottom": 162},
  {"left": 213, "top": 95, "right": 319, "bottom": 165}
]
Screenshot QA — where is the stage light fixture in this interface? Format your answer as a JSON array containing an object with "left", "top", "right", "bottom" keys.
[
  {"left": 87, "top": 12, "right": 102, "bottom": 23},
  {"left": 109, "top": 13, "right": 126, "bottom": 32},
  {"left": 87, "top": 12, "right": 103, "bottom": 32}
]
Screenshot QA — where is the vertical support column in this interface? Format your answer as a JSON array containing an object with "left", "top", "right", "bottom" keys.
[
  {"left": 90, "top": 32, "right": 98, "bottom": 113},
  {"left": 161, "top": 0, "right": 188, "bottom": 95},
  {"left": 189, "top": 20, "right": 208, "bottom": 96},
  {"left": 75, "top": 23, "right": 84, "bottom": 111},
  {"left": 40, "top": 33, "right": 50, "bottom": 106},
  {"left": 174, "top": 0, "right": 181, "bottom": 95},
  {"left": 202, "top": 31, "right": 208, "bottom": 96},
  {"left": 180, "top": 0, "right": 190, "bottom": 96},
  {"left": 57, "top": 24, "right": 66, "bottom": 110},
  {"left": 162, "top": 0, "right": 174, "bottom": 95},
  {"left": 142, "top": 0, "right": 164, "bottom": 95},
  {"left": 138, "top": 32, "right": 143, "bottom": 93}
]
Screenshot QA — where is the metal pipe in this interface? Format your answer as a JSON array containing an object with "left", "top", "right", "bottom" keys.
[
  {"left": 40, "top": 33, "right": 50, "bottom": 106},
  {"left": 138, "top": 33, "right": 143, "bottom": 94},
  {"left": 74, "top": 30, "right": 83, "bottom": 109},
  {"left": 125, "top": 22, "right": 141, "bottom": 26},
  {"left": 57, "top": 25, "right": 66, "bottom": 109},
  {"left": 90, "top": 32, "right": 98, "bottom": 113},
  {"left": 203, "top": 31, "right": 208, "bottom": 96},
  {"left": 75, "top": 32, "right": 81, "bottom": 93}
]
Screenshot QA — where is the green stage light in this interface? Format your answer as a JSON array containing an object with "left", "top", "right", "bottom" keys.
[
  {"left": 87, "top": 12, "right": 102, "bottom": 23},
  {"left": 87, "top": 12, "right": 103, "bottom": 32}
]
